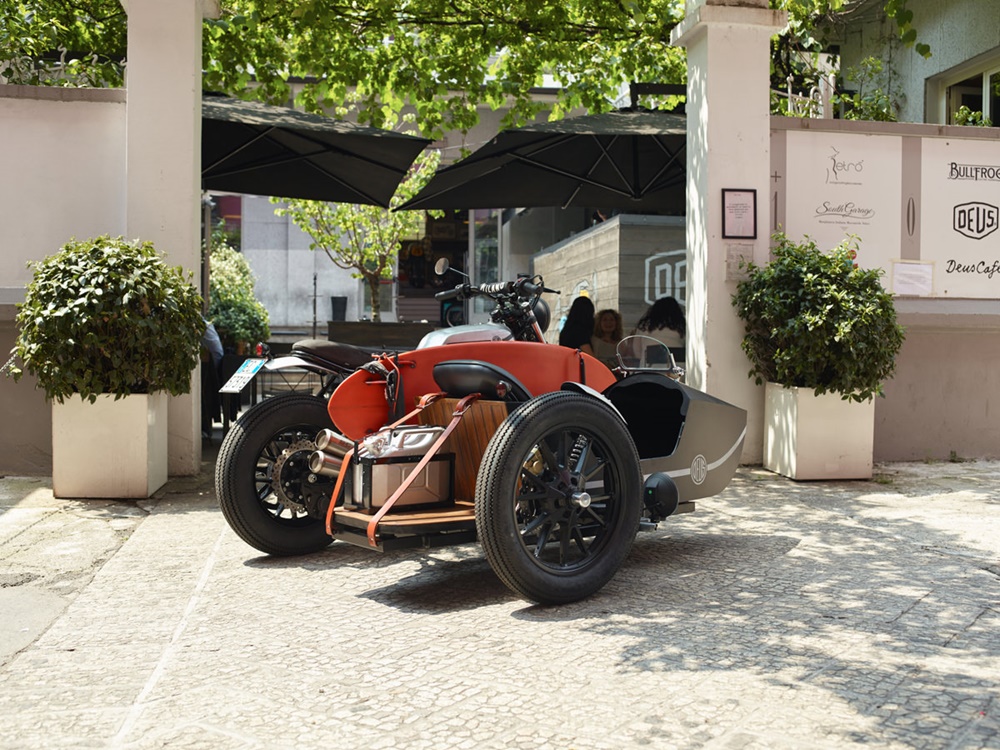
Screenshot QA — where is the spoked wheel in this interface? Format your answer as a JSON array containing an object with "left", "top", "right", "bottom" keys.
[
  {"left": 215, "top": 393, "right": 336, "bottom": 556},
  {"left": 475, "top": 391, "right": 642, "bottom": 604}
]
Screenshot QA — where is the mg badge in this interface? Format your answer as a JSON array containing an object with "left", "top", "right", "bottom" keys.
[
  {"left": 691, "top": 454, "right": 708, "bottom": 485},
  {"left": 953, "top": 202, "right": 999, "bottom": 240}
]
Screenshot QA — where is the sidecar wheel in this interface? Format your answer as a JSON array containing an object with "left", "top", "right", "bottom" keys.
[
  {"left": 475, "top": 391, "right": 641, "bottom": 604},
  {"left": 215, "top": 393, "right": 335, "bottom": 556}
]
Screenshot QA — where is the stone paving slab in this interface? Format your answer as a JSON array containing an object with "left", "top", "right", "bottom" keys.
[{"left": 0, "top": 460, "right": 997, "bottom": 749}]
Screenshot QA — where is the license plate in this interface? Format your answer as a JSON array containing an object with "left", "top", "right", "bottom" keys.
[{"left": 219, "top": 358, "right": 266, "bottom": 393}]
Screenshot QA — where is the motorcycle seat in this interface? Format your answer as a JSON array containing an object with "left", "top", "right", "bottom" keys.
[
  {"left": 292, "top": 339, "right": 388, "bottom": 369},
  {"left": 433, "top": 360, "right": 531, "bottom": 403}
]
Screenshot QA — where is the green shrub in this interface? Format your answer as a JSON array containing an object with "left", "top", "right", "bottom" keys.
[
  {"left": 11, "top": 235, "right": 204, "bottom": 403},
  {"left": 732, "top": 233, "right": 905, "bottom": 402},
  {"left": 207, "top": 243, "right": 270, "bottom": 350},
  {"left": 954, "top": 106, "right": 993, "bottom": 127}
]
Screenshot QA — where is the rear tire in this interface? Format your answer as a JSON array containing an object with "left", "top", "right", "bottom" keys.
[
  {"left": 215, "top": 393, "right": 335, "bottom": 556},
  {"left": 475, "top": 391, "right": 641, "bottom": 604}
]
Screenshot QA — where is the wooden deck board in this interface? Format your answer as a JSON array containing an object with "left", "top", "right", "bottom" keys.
[{"left": 333, "top": 500, "right": 476, "bottom": 533}]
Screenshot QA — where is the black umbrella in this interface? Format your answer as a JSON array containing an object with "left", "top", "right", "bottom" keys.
[
  {"left": 201, "top": 93, "right": 431, "bottom": 207},
  {"left": 398, "top": 110, "right": 686, "bottom": 212}
]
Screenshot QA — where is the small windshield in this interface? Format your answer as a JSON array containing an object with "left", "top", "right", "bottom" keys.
[{"left": 616, "top": 335, "right": 678, "bottom": 372}]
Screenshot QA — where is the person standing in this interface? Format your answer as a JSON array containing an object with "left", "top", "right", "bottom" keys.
[{"left": 558, "top": 296, "right": 596, "bottom": 355}]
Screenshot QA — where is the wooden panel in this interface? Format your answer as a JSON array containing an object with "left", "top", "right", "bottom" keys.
[
  {"left": 420, "top": 399, "right": 508, "bottom": 500},
  {"left": 334, "top": 501, "right": 476, "bottom": 531}
]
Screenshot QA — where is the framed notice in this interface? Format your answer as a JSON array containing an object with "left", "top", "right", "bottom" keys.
[
  {"left": 722, "top": 189, "right": 757, "bottom": 240},
  {"left": 892, "top": 261, "right": 934, "bottom": 297}
]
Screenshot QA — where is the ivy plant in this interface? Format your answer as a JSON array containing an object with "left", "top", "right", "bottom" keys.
[
  {"left": 10, "top": 236, "right": 204, "bottom": 403},
  {"left": 732, "top": 233, "right": 905, "bottom": 402},
  {"left": 832, "top": 57, "right": 899, "bottom": 122}
]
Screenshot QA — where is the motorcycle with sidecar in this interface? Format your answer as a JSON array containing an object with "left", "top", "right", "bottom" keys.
[{"left": 215, "top": 273, "right": 747, "bottom": 604}]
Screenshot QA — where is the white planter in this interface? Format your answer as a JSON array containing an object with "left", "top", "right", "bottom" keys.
[
  {"left": 764, "top": 382, "right": 875, "bottom": 481},
  {"left": 51, "top": 393, "right": 169, "bottom": 498}
]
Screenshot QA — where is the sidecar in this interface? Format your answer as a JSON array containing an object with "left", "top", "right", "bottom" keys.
[{"left": 311, "top": 335, "right": 746, "bottom": 604}]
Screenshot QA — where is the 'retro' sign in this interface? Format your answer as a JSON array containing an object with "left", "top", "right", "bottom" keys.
[{"left": 953, "top": 201, "right": 999, "bottom": 240}]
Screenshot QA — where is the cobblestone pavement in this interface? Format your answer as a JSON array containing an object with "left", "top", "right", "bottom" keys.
[{"left": 1, "top": 456, "right": 998, "bottom": 749}]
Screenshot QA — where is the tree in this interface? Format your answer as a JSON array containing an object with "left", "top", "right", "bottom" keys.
[
  {"left": 4, "top": 1, "right": 689, "bottom": 134},
  {"left": 273, "top": 150, "right": 442, "bottom": 323},
  {"left": 1, "top": 1, "right": 125, "bottom": 86},
  {"left": 771, "top": 0, "right": 929, "bottom": 118},
  {"left": 202, "top": 0, "right": 688, "bottom": 137},
  {"left": 3, "top": 1, "right": 930, "bottom": 132}
]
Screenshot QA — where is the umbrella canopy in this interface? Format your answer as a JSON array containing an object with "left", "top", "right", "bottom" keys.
[
  {"left": 398, "top": 110, "right": 686, "bottom": 212},
  {"left": 201, "top": 93, "right": 431, "bottom": 207}
]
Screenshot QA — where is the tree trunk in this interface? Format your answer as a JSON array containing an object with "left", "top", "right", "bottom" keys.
[{"left": 366, "top": 273, "right": 381, "bottom": 322}]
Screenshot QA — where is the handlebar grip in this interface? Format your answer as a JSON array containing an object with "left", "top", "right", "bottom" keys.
[
  {"left": 434, "top": 286, "right": 465, "bottom": 301},
  {"left": 517, "top": 278, "right": 541, "bottom": 296},
  {"left": 479, "top": 281, "right": 515, "bottom": 294}
]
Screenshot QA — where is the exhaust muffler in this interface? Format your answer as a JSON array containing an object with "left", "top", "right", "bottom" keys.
[{"left": 308, "top": 429, "right": 353, "bottom": 477}]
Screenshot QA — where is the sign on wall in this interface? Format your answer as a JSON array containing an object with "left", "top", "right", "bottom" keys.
[
  {"left": 779, "top": 126, "right": 1000, "bottom": 299},
  {"left": 921, "top": 138, "right": 1000, "bottom": 298},
  {"left": 784, "top": 131, "right": 902, "bottom": 272},
  {"left": 644, "top": 249, "right": 687, "bottom": 307}
]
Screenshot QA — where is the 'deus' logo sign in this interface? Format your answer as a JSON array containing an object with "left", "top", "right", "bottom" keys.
[{"left": 953, "top": 202, "right": 999, "bottom": 240}]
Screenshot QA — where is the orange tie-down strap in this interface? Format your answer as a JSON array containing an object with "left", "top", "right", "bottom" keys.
[
  {"left": 386, "top": 391, "right": 447, "bottom": 430},
  {"left": 325, "top": 391, "right": 448, "bottom": 536},
  {"left": 324, "top": 446, "right": 355, "bottom": 537},
  {"left": 365, "top": 393, "right": 480, "bottom": 547}
]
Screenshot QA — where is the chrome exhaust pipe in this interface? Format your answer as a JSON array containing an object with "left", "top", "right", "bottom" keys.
[
  {"left": 315, "top": 428, "right": 351, "bottom": 456},
  {"left": 309, "top": 450, "right": 343, "bottom": 478},
  {"left": 309, "top": 428, "right": 352, "bottom": 477}
]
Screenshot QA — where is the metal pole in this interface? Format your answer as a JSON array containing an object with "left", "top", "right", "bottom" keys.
[
  {"left": 202, "top": 194, "right": 212, "bottom": 314},
  {"left": 312, "top": 272, "right": 318, "bottom": 339}
]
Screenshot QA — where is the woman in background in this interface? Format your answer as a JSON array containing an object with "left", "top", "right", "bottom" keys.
[
  {"left": 558, "top": 296, "right": 596, "bottom": 355},
  {"left": 634, "top": 296, "right": 686, "bottom": 362},
  {"left": 591, "top": 308, "right": 624, "bottom": 369}
]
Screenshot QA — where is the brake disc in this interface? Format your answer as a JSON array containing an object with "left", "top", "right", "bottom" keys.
[{"left": 271, "top": 439, "right": 317, "bottom": 514}]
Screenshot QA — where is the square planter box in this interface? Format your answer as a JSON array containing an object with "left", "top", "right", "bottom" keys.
[
  {"left": 52, "top": 393, "right": 169, "bottom": 498},
  {"left": 764, "top": 382, "right": 874, "bottom": 480}
]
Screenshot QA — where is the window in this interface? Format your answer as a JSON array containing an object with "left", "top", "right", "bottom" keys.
[
  {"left": 468, "top": 209, "right": 500, "bottom": 322},
  {"left": 928, "top": 54, "right": 1000, "bottom": 124}
]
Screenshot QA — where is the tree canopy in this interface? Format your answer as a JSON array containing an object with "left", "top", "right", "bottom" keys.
[
  {"left": 1, "top": 1, "right": 126, "bottom": 86},
  {"left": 202, "top": 0, "right": 687, "bottom": 138},
  {"left": 2, "top": 1, "right": 928, "bottom": 135}
]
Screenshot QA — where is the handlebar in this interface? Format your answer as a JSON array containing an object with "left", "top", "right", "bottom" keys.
[
  {"left": 434, "top": 277, "right": 559, "bottom": 302},
  {"left": 434, "top": 286, "right": 466, "bottom": 301}
]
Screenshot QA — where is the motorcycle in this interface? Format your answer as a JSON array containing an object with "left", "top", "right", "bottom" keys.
[{"left": 215, "top": 269, "right": 746, "bottom": 604}]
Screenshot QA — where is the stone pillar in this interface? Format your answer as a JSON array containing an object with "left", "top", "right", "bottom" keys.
[
  {"left": 671, "top": 0, "right": 786, "bottom": 463},
  {"left": 124, "top": 0, "right": 217, "bottom": 475}
]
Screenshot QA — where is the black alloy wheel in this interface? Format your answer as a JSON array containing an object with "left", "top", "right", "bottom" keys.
[
  {"left": 475, "top": 391, "right": 641, "bottom": 604},
  {"left": 215, "top": 393, "right": 336, "bottom": 556}
]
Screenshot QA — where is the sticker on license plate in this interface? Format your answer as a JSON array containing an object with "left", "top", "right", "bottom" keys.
[{"left": 219, "top": 358, "right": 266, "bottom": 393}]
